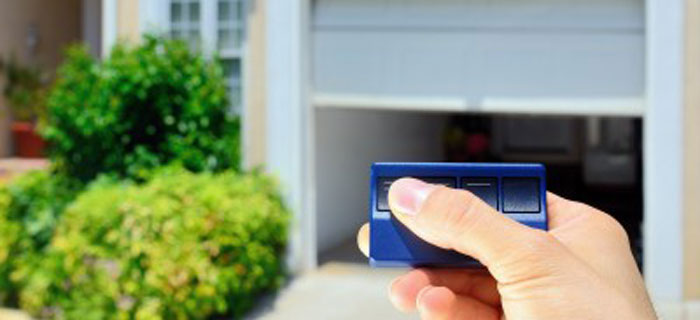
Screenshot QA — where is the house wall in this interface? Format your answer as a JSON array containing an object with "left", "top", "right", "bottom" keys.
[
  {"left": 0, "top": 0, "right": 82, "bottom": 157},
  {"left": 117, "top": 0, "right": 141, "bottom": 43},
  {"left": 82, "top": 0, "right": 103, "bottom": 57},
  {"left": 684, "top": 0, "right": 700, "bottom": 302},
  {"left": 314, "top": 109, "right": 447, "bottom": 252},
  {"left": 243, "top": 0, "right": 267, "bottom": 169}
]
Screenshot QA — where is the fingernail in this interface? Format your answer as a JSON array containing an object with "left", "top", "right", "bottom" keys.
[{"left": 389, "top": 178, "right": 437, "bottom": 216}]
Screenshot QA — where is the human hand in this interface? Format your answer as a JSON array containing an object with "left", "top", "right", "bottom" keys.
[{"left": 356, "top": 178, "right": 656, "bottom": 319}]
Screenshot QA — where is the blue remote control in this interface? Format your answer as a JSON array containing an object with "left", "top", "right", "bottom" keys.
[{"left": 369, "top": 162, "right": 548, "bottom": 268}]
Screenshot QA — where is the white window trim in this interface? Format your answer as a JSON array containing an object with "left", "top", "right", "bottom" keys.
[
  {"left": 200, "top": 0, "right": 218, "bottom": 54},
  {"left": 139, "top": 0, "right": 170, "bottom": 35},
  {"left": 101, "top": 0, "right": 117, "bottom": 58}
]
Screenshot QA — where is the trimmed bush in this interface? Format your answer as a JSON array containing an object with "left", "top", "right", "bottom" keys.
[
  {"left": 17, "top": 167, "right": 289, "bottom": 320},
  {"left": 42, "top": 36, "right": 240, "bottom": 182},
  {"left": 0, "top": 35, "right": 285, "bottom": 319}
]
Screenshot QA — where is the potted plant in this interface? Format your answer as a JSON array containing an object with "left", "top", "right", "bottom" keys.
[{"left": 0, "top": 56, "right": 47, "bottom": 158}]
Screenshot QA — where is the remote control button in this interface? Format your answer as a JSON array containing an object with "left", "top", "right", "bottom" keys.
[
  {"left": 461, "top": 177, "right": 498, "bottom": 210},
  {"left": 376, "top": 177, "right": 396, "bottom": 211},
  {"left": 376, "top": 177, "right": 456, "bottom": 211},
  {"left": 421, "top": 177, "right": 457, "bottom": 188},
  {"left": 502, "top": 177, "right": 540, "bottom": 213}
]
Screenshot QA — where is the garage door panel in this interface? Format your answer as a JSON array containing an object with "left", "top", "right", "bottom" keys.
[
  {"left": 312, "top": 0, "right": 644, "bottom": 114},
  {"left": 314, "top": 31, "right": 643, "bottom": 98},
  {"left": 315, "top": 0, "right": 644, "bottom": 31}
]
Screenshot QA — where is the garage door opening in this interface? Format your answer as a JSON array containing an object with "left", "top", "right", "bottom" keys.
[{"left": 315, "top": 109, "right": 644, "bottom": 270}]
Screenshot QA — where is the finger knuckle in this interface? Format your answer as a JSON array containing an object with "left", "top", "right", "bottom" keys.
[
  {"left": 575, "top": 203, "right": 630, "bottom": 245},
  {"left": 597, "top": 213, "right": 630, "bottom": 244}
]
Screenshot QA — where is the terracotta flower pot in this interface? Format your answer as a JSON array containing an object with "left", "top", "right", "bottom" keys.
[{"left": 11, "top": 121, "right": 45, "bottom": 158}]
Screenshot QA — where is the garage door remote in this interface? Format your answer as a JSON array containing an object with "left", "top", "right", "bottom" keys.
[{"left": 369, "top": 162, "right": 548, "bottom": 268}]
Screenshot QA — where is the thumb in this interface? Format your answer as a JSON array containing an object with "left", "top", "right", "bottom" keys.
[{"left": 388, "top": 178, "right": 560, "bottom": 276}]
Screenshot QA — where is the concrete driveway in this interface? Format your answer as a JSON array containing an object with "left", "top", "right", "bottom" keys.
[{"left": 248, "top": 262, "right": 419, "bottom": 320}]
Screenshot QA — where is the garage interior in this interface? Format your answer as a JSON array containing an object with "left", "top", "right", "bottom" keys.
[{"left": 315, "top": 110, "right": 644, "bottom": 270}]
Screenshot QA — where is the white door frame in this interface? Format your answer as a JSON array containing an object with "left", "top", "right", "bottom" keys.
[
  {"left": 265, "top": 0, "right": 316, "bottom": 272},
  {"left": 644, "top": 0, "right": 685, "bottom": 313}
]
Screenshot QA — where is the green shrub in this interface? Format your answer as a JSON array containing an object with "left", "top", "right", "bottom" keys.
[
  {"left": 18, "top": 167, "right": 289, "bottom": 320},
  {"left": 42, "top": 35, "right": 240, "bottom": 182},
  {"left": 0, "top": 171, "right": 82, "bottom": 306},
  {"left": 0, "top": 188, "right": 20, "bottom": 305}
]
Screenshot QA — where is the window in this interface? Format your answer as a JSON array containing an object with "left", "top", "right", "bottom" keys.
[
  {"left": 168, "top": 0, "right": 246, "bottom": 114},
  {"left": 217, "top": 0, "right": 244, "bottom": 52},
  {"left": 216, "top": 0, "right": 245, "bottom": 114},
  {"left": 169, "top": 0, "right": 200, "bottom": 49}
]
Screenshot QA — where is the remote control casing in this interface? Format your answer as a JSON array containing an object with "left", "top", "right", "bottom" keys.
[{"left": 369, "top": 162, "right": 547, "bottom": 268}]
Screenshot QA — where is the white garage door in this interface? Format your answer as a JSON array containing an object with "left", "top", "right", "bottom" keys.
[{"left": 312, "top": 0, "right": 645, "bottom": 116}]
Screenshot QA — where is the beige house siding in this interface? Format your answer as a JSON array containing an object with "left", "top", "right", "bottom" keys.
[
  {"left": 117, "top": 0, "right": 141, "bottom": 43},
  {"left": 684, "top": 0, "right": 700, "bottom": 301},
  {"left": 243, "top": 0, "right": 267, "bottom": 168},
  {"left": 0, "top": 0, "right": 82, "bottom": 157}
]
